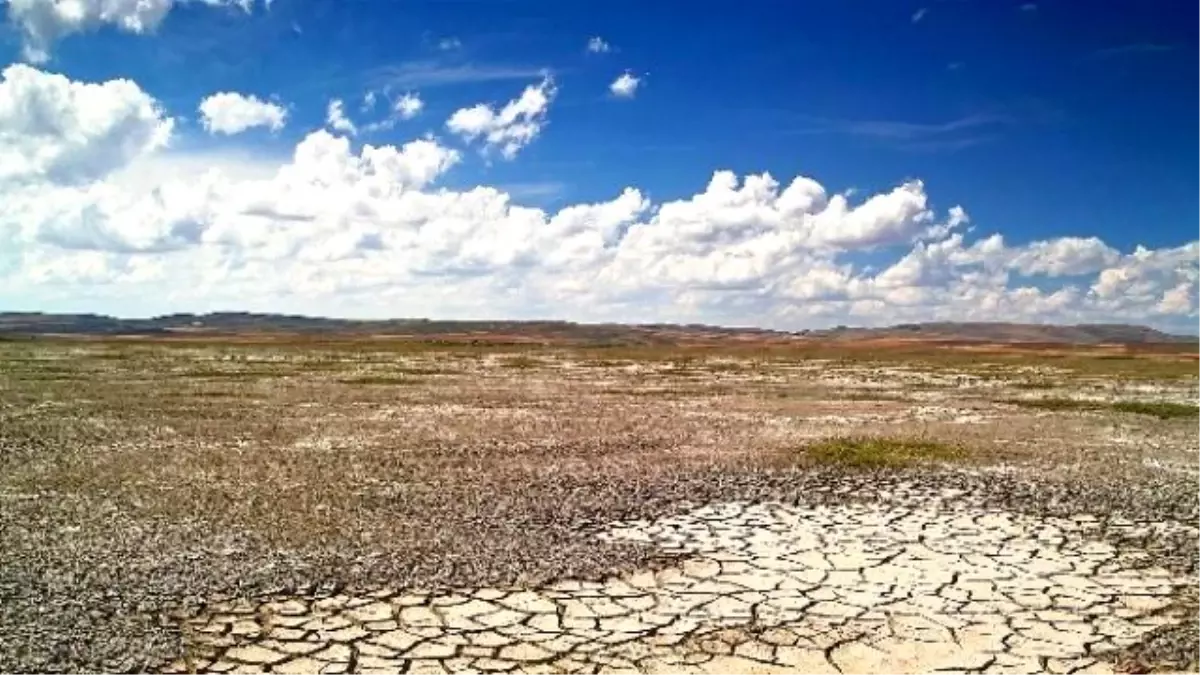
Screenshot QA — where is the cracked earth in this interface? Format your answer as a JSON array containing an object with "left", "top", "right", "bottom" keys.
[{"left": 171, "top": 483, "right": 1194, "bottom": 675}]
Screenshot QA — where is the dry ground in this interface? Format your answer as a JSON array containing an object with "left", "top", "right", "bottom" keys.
[{"left": 0, "top": 338, "right": 1196, "bottom": 673}]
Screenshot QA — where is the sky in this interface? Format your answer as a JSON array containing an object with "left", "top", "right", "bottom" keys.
[{"left": 0, "top": 0, "right": 1196, "bottom": 332}]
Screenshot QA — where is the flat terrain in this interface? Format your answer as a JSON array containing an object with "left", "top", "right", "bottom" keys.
[{"left": 1, "top": 338, "right": 1197, "bottom": 673}]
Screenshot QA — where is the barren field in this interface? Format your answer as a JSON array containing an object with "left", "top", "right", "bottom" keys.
[{"left": 1, "top": 338, "right": 1197, "bottom": 674}]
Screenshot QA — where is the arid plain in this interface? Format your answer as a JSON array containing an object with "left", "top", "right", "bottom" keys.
[{"left": 2, "top": 334, "right": 1196, "bottom": 674}]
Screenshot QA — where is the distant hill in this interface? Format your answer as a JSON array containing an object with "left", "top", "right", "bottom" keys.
[
  {"left": 0, "top": 312, "right": 781, "bottom": 346},
  {"left": 0, "top": 312, "right": 1194, "bottom": 346},
  {"left": 802, "top": 322, "right": 1198, "bottom": 345}
]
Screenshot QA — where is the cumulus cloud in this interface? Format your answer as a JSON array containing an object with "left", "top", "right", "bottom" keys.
[
  {"left": 5, "top": 0, "right": 258, "bottom": 63},
  {"left": 0, "top": 63, "right": 173, "bottom": 184},
  {"left": 1090, "top": 243, "right": 1199, "bottom": 315},
  {"left": 587, "top": 36, "right": 611, "bottom": 53},
  {"left": 1, "top": 68, "right": 1196, "bottom": 333},
  {"left": 446, "top": 77, "right": 555, "bottom": 159},
  {"left": 198, "top": 92, "right": 286, "bottom": 135},
  {"left": 325, "top": 98, "right": 356, "bottom": 135},
  {"left": 4, "top": 129, "right": 461, "bottom": 259},
  {"left": 1156, "top": 282, "right": 1194, "bottom": 315},
  {"left": 394, "top": 92, "right": 423, "bottom": 120},
  {"left": 1010, "top": 236, "right": 1119, "bottom": 276},
  {"left": 11, "top": 177, "right": 220, "bottom": 253},
  {"left": 609, "top": 71, "right": 640, "bottom": 98}
]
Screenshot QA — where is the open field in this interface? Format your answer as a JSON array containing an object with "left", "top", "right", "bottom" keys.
[{"left": 1, "top": 337, "right": 1197, "bottom": 674}]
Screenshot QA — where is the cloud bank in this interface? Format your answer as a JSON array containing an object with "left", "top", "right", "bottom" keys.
[{"left": 0, "top": 65, "right": 1196, "bottom": 332}]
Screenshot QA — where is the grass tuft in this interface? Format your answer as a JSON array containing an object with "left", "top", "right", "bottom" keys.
[
  {"left": 1002, "top": 397, "right": 1094, "bottom": 413},
  {"left": 1004, "top": 397, "right": 1199, "bottom": 419},
  {"left": 800, "top": 436, "right": 965, "bottom": 469},
  {"left": 1109, "top": 400, "right": 1199, "bottom": 420},
  {"left": 337, "top": 375, "right": 425, "bottom": 385},
  {"left": 834, "top": 391, "right": 909, "bottom": 402},
  {"left": 1010, "top": 379, "right": 1058, "bottom": 390}
]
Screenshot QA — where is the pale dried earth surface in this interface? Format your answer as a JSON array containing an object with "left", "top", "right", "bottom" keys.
[{"left": 0, "top": 340, "right": 1197, "bottom": 674}]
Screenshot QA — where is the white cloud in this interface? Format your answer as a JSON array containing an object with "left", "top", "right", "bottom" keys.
[
  {"left": 0, "top": 63, "right": 173, "bottom": 184},
  {"left": 394, "top": 92, "right": 423, "bottom": 120},
  {"left": 437, "top": 37, "right": 462, "bottom": 51},
  {"left": 807, "top": 180, "right": 932, "bottom": 248},
  {"left": 361, "top": 92, "right": 425, "bottom": 134},
  {"left": 4, "top": 0, "right": 258, "bottom": 63},
  {"left": 1010, "top": 236, "right": 1119, "bottom": 276},
  {"left": 325, "top": 98, "right": 356, "bottom": 135},
  {"left": 587, "top": 36, "right": 611, "bottom": 53},
  {"left": 446, "top": 77, "right": 555, "bottom": 159},
  {"left": 1, "top": 68, "right": 1196, "bottom": 333},
  {"left": 12, "top": 176, "right": 220, "bottom": 253},
  {"left": 609, "top": 71, "right": 640, "bottom": 98},
  {"left": 3, "top": 129, "right": 461, "bottom": 259},
  {"left": 198, "top": 92, "right": 286, "bottom": 135},
  {"left": 362, "top": 90, "right": 377, "bottom": 111},
  {"left": 1090, "top": 243, "right": 1199, "bottom": 315},
  {"left": 1157, "top": 282, "right": 1194, "bottom": 315},
  {"left": 911, "top": 7, "right": 928, "bottom": 23}
]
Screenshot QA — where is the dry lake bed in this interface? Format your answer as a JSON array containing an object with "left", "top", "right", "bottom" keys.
[{"left": 1, "top": 338, "right": 1196, "bottom": 674}]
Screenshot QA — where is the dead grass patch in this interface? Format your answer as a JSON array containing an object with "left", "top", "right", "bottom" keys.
[
  {"left": 833, "top": 391, "right": 909, "bottom": 402},
  {"left": 176, "top": 368, "right": 292, "bottom": 379},
  {"left": 1010, "top": 379, "right": 1059, "bottom": 390},
  {"left": 498, "top": 354, "right": 542, "bottom": 369}
]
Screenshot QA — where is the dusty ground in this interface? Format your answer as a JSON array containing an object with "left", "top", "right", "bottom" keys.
[{"left": 0, "top": 339, "right": 1196, "bottom": 673}]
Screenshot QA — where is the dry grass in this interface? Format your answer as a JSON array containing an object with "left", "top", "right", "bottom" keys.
[
  {"left": 0, "top": 342, "right": 731, "bottom": 550},
  {"left": 336, "top": 375, "right": 427, "bottom": 385},
  {"left": 833, "top": 391, "right": 910, "bottom": 402},
  {"left": 1, "top": 338, "right": 1195, "bottom": 550},
  {"left": 1010, "top": 379, "right": 1059, "bottom": 390},
  {"left": 1, "top": 336, "right": 1197, "bottom": 672},
  {"left": 498, "top": 354, "right": 543, "bottom": 369}
]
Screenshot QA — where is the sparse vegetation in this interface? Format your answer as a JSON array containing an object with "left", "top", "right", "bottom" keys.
[
  {"left": 499, "top": 354, "right": 542, "bottom": 369},
  {"left": 1002, "top": 397, "right": 1096, "bottom": 413},
  {"left": 834, "top": 390, "right": 909, "bottom": 402},
  {"left": 1003, "top": 397, "right": 1199, "bottom": 419},
  {"left": 0, "top": 336, "right": 1195, "bottom": 673},
  {"left": 799, "top": 437, "right": 966, "bottom": 468},
  {"left": 1011, "top": 379, "right": 1058, "bottom": 390},
  {"left": 1110, "top": 400, "right": 1200, "bottom": 420},
  {"left": 336, "top": 375, "right": 426, "bottom": 385}
]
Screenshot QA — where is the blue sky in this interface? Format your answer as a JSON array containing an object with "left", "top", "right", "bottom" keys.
[{"left": 0, "top": 0, "right": 1196, "bottom": 330}]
